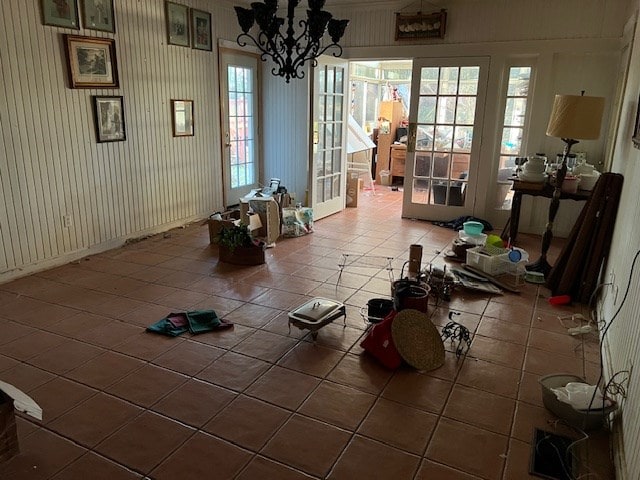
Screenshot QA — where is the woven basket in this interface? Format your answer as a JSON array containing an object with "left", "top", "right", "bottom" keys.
[{"left": 391, "top": 309, "right": 445, "bottom": 371}]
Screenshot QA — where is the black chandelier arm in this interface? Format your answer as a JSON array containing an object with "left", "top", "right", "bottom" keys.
[
  {"left": 314, "top": 41, "right": 342, "bottom": 59},
  {"left": 237, "top": 32, "right": 286, "bottom": 71}
]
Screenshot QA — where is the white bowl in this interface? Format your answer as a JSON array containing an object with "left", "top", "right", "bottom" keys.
[
  {"left": 524, "top": 162, "right": 546, "bottom": 174},
  {"left": 579, "top": 173, "right": 599, "bottom": 191},
  {"left": 518, "top": 171, "right": 546, "bottom": 183}
]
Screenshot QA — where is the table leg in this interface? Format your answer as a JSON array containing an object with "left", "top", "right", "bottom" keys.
[{"left": 509, "top": 192, "right": 523, "bottom": 244}]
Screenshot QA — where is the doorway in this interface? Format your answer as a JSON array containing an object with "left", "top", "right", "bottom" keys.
[
  {"left": 402, "top": 57, "right": 489, "bottom": 221},
  {"left": 219, "top": 49, "right": 261, "bottom": 208}
]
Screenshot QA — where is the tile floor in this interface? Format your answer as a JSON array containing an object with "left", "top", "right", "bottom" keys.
[{"left": 0, "top": 188, "right": 615, "bottom": 479}]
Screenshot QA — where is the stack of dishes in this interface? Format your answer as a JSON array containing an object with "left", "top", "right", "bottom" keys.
[{"left": 518, "top": 156, "right": 547, "bottom": 183}]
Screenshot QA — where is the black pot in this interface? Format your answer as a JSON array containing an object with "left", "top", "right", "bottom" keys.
[
  {"left": 393, "top": 279, "right": 429, "bottom": 313},
  {"left": 367, "top": 298, "right": 394, "bottom": 323}
]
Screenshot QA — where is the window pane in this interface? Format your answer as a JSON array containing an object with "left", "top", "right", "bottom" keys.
[
  {"left": 414, "top": 153, "right": 432, "bottom": 177},
  {"left": 335, "top": 67, "right": 344, "bottom": 93},
  {"left": 501, "top": 127, "right": 523, "bottom": 155},
  {"left": 418, "top": 97, "right": 436, "bottom": 123},
  {"left": 435, "top": 125, "right": 454, "bottom": 151},
  {"left": 416, "top": 125, "right": 434, "bottom": 150},
  {"left": 420, "top": 67, "right": 439, "bottom": 95},
  {"left": 507, "top": 67, "right": 531, "bottom": 96},
  {"left": 439, "top": 67, "right": 459, "bottom": 94},
  {"left": 504, "top": 98, "right": 527, "bottom": 126},
  {"left": 326, "top": 96, "right": 334, "bottom": 121},
  {"left": 456, "top": 97, "right": 476, "bottom": 124},
  {"left": 459, "top": 67, "right": 479, "bottom": 95},
  {"left": 453, "top": 126, "right": 473, "bottom": 152},
  {"left": 436, "top": 97, "right": 456, "bottom": 124},
  {"left": 433, "top": 154, "right": 450, "bottom": 178}
]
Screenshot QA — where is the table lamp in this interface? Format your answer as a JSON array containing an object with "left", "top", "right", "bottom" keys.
[{"left": 526, "top": 92, "right": 605, "bottom": 276}]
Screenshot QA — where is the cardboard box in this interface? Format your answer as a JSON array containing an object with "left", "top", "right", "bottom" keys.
[
  {"left": 240, "top": 197, "right": 280, "bottom": 245},
  {"left": 346, "top": 176, "right": 362, "bottom": 207},
  {"left": 207, "top": 210, "right": 241, "bottom": 244}
]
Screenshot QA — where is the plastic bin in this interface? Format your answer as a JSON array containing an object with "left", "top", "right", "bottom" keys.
[
  {"left": 466, "top": 246, "right": 528, "bottom": 283},
  {"left": 379, "top": 170, "right": 391, "bottom": 186},
  {"left": 539, "top": 374, "right": 617, "bottom": 431}
]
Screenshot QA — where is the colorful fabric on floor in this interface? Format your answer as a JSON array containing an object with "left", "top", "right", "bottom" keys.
[{"left": 146, "top": 310, "right": 232, "bottom": 336}]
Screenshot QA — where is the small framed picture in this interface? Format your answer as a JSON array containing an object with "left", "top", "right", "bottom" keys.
[
  {"left": 81, "top": 0, "right": 116, "bottom": 33},
  {"left": 633, "top": 94, "right": 640, "bottom": 149},
  {"left": 171, "top": 99, "right": 194, "bottom": 137},
  {"left": 166, "top": 2, "right": 190, "bottom": 47},
  {"left": 191, "top": 9, "right": 212, "bottom": 51},
  {"left": 41, "top": 0, "right": 80, "bottom": 29},
  {"left": 64, "top": 34, "right": 118, "bottom": 88},
  {"left": 93, "top": 96, "right": 125, "bottom": 142}
]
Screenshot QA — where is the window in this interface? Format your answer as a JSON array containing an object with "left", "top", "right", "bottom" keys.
[{"left": 495, "top": 66, "right": 533, "bottom": 209}]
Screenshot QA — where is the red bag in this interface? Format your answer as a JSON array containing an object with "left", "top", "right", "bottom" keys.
[{"left": 360, "top": 310, "right": 402, "bottom": 369}]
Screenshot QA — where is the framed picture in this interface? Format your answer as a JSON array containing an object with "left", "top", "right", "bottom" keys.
[
  {"left": 191, "top": 9, "right": 212, "bottom": 51},
  {"left": 633, "top": 94, "right": 640, "bottom": 149},
  {"left": 395, "top": 10, "right": 447, "bottom": 40},
  {"left": 171, "top": 99, "right": 194, "bottom": 137},
  {"left": 166, "top": 2, "right": 190, "bottom": 47},
  {"left": 93, "top": 96, "right": 125, "bottom": 142},
  {"left": 41, "top": 0, "right": 80, "bottom": 29},
  {"left": 81, "top": 0, "right": 116, "bottom": 33},
  {"left": 64, "top": 34, "right": 119, "bottom": 88}
]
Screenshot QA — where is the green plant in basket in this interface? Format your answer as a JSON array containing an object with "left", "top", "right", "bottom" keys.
[{"left": 214, "top": 224, "right": 254, "bottom": 253}]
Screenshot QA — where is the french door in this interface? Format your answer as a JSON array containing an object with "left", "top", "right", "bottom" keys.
[
  {"left": 310, "top": 56, "right": 349, "bottom": 220},
  {"left": 219, "top": 50, "right": 260, "bottom": 207},
  {"left": 402, "top": 57, "right": 489, "bottom": 221}
]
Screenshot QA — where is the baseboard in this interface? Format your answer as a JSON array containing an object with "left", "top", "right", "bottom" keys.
[{"left": 0, "top": 214, "right": 206, "bottom": 285}]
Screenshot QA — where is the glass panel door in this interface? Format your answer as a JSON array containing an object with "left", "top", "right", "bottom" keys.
[
  {"left": 219, "top": 50, "right": 260, "bottom": 207},
  {"left": 311, "top": 56, "right": 348, "bottom": 220},
  {"left": 402, "top": 57, "right": 489, "bottom": 221}
]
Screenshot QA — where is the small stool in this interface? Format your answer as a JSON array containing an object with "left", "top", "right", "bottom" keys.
[{"left": 288, "top": 298, "right": 346, "bottom": 339}]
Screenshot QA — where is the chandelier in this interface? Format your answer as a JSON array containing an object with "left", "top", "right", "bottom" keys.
[{"left": 234, "top": 0, "right": 349, "bottom": 83}]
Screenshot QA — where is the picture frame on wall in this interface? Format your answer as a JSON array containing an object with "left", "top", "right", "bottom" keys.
[
  {"left": 93, "top": 96, "right": 125, "bottom": 142},
  {"left": 41, "top": 0, "right": 80, "bottom": 29},
  {"left": 171, "top": 99, "right": 194, "bottom": 137},
  {"left": 64, "top": 34, "right": 118, "bottom": 88},
  {"left": 191, "top": 9, "right": 212, "bottom": 51},
  {"left": 166, "top": 2, "right": 190, "bottom": 47},
  {"left": 633, "top": 94, "right": 640, "bottom": 149},
  {"left": 395, "top": 10, "right": 447, "bottom": 40},
  {"left": 81, "top": 0, "right": 116, "bottom": 33}
]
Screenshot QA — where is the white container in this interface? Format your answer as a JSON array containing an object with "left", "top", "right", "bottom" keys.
[
  {"left": 561, "top": 176, "right": 580, "bottom": 194},
  {"left": 379, "top": 170, "right": 391, "bottom": 186},
  {"left": 466, "top": 246, "right": 528, "bottom": 277},
  {"left": 458, "top": 230, "right": 487, "bottom": 246},
  {"left": 579, "top": 172, "right": 600, "bottom": 191}
]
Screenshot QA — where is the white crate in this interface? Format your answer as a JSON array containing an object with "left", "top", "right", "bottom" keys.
[{"left": 466, "top": 246, "right": 528, "bottom": 279}]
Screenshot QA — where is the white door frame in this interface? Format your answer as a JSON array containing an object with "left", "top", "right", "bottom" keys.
[
  {"left": 402, "top": 57, "right": 490, "bottom": 222},
  {"left": 218, "top": 47, "right": 261, "bottom": 207},
  {"left": 309, "top": 56, "right": 349, "bottom": 220}
]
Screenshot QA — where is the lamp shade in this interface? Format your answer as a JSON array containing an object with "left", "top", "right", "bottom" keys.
[{"left": 546, "top": 94, "right": 605, "bottom": 140}]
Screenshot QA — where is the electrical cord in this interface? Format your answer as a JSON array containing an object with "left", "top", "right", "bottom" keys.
[{"left": 586, "top": 248, "right": 640, "bottom": 414}]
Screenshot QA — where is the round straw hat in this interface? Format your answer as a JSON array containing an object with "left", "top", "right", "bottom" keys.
[{"left": 391, "top": 309, "right": 445, "bottom": 371}]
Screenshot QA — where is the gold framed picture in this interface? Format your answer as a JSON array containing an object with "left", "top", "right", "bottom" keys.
[
  {"left": 64, "top": 34, "right": 118, "bottom": 88},
  {"left": 171, "top": 99, "right": 194, "bottom": 137}
]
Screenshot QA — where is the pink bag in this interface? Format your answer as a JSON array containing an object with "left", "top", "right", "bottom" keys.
[{"left": 360, "top": 310, "right": 402, "bottom": 369}]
